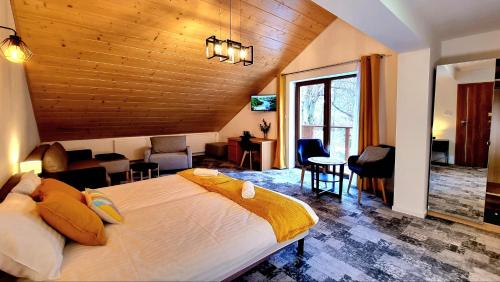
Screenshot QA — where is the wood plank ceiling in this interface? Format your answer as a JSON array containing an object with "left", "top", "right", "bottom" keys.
[{"left": 11, "top": 0, "right": 336, "bottom": 141}]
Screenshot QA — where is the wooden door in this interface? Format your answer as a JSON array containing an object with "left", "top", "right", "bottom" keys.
[{"left": 455, "top": 82, "right": 494, "bottom": 167}]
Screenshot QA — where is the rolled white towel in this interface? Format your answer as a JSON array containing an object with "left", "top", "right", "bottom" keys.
[
  {"left": 242, "top": 181, "right": 255, "bottom": 199},
  {"left": 193, "top": 168, "right": 219, "bottom": 176}
]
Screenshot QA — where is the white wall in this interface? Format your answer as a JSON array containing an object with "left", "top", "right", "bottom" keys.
[
  {"left": 433, "top": 67, "right": 458, "bottom": 164},
  {"left": 393, "top": 48, "right": 435, "bottom": 218},
  {"left": 218, "top": 81, "right": 278, "bottom": 141},
  {"left": 53, "top": 132, "right": 218, "bottom": 160},
  {"left": 219, "top": 19, "right": 398, "bottom": 167},
  {"left": 393, "top": 27, "right": 500, "bottom": 218},
  {"left": 441, "top": 29, "right": 500, "bottom": 62},
  {"left": 0, "top": 1, "right": 40, "bottom": 186}
]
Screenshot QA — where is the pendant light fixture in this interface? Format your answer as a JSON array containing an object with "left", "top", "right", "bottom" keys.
[
  {"left": 0, "top": 26, "right": 32, "bottom": 64},
  {"left": 205, "top": 0, "right": 253, "bottom": 66}
]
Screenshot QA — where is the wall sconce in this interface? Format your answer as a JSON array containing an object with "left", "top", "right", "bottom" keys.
[
  {"left": 0, "top": 25, "right": 32, "bottom": 64},
  {"left": 20, "top": 160, "right": 42, "bottom": 175}
]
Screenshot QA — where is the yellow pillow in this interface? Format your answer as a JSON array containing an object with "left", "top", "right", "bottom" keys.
[
  {"left": 84, "top": 189, "right": 123, "bottom": 224},
  {"left": 37, "top": 191, "right": 107, "bottom": 246},
  {"left": 32, "top": 178, "right": 85, "bottom": 204}
]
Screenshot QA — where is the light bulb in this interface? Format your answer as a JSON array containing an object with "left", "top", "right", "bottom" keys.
[
  {"left": 227, "top": 46, "right": 235, "bottom": 63},
  {"left": 214, "top": 43, "right": 222, "bottom": 55},
  {"left": 3, "top": 45, "right": 25, "bottom": 63},
  {"left": 239, "top": 48, "right": 247, "bottom": 60}
]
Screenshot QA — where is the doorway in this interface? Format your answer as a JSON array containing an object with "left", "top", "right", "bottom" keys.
[{"left": 455, "top": 82, "right": 494, "bottom": 168}]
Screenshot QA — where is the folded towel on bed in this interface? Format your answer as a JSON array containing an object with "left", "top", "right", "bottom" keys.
[
  {"left": 241, "top": 181, "right": 255, "bottom": 199},
  {"left": 178, "top": 169, "right": 316, "bottom": 242},
  {"left": 193, "top": 168, "right": 219, "bottom": 176}
]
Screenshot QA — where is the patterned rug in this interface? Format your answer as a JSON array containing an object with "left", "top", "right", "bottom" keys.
[
  {"left": 190, "top": 156, "right": 500, "bottom": 281},
  {"left": 429, "top": 165, "right": 487, "bottom": 222}
]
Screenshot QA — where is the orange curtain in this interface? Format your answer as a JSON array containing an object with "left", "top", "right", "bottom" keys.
[
  {"left": 273, "top": 74, "right": 286, "bottom": 169},
  {"left": 358, "top": 54, "right": 381, "bottom": 188}
]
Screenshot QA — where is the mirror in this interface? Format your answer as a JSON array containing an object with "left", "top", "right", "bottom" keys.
[{"left": 429, "top": 58, "right": 497, "bottom": 223}]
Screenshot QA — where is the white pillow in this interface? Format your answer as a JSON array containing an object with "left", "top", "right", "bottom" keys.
[
  {"left": 11, "top": 171, "right": 42, "bottom": 195},
  {"left": 0, "top": 193, "right": 65, "bottom": 281}
]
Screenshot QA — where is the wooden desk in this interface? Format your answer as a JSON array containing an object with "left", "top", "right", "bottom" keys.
[{"left": 227, "top": 137, "right": 276, "bottom": 171}]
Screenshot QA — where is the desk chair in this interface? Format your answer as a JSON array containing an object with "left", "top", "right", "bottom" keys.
[
  {"left": 239, "top": 137, "right": 260, "bottom": 170},
  {"left": 297, "top": 139, "right": 329, "bottom": 189}
]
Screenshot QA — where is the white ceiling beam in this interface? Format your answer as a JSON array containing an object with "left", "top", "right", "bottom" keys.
[{"left": 312, "top": 0, "right": 430, "bottom": 52}]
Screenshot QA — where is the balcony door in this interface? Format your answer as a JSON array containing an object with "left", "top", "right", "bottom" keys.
[{"left": 295, "top": 74, "right": 358, "bottom": 163}]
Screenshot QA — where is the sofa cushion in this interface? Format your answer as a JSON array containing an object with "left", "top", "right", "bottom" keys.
[
  {"left": 43, "top": 142, "right": 68, "bottom": 173},
  {"left": 149, "top": 152, "right": 189, "bottom": 170},
  {"left": 68, "top": 159, "right": 101, "bottom": 170},
  {"left": 150, "top": 136, "right": 186, "bottom": 153}
]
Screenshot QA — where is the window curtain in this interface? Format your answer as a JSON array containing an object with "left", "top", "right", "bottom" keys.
[
  {"left": 273, "top": 74, "right": 286, "bottom": 169},
  {"left": 358, "top": 54, "right": 381, "bottom": 188}
]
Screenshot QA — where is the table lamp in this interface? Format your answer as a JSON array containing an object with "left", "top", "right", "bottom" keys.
[{"left": 19, "top": 160, "right": 42, "bottom": 175}]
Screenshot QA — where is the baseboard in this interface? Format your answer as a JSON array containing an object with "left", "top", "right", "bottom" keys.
[
  {"left": 392, "top": 205, "right": 427, "bottom": 219},
  {"left": 427, "top": 210, "right": 500, "bottom": 234}
]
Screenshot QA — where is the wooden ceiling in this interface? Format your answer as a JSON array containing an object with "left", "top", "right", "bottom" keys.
[{"left": 11, "top": 0, "right": 336, "bottom": 141}]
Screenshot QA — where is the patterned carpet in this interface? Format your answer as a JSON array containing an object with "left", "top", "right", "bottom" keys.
[
  {"left": 190, "top": 156, "right": 500, "bottom": 282},
  {"left": 429, "top": 165, "right": 487, "bottom": 222}
]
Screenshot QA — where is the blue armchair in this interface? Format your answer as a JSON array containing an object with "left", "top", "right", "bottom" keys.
[
  {"left": 297, "top": 139, "right": 329, "bottom": 189},
  {"left": 347, "top": 145, "right": 395, "bottom": 204}
]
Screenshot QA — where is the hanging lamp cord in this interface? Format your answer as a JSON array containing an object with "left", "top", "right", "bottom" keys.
[
  {"left": 0, "top": 26, "right": 17, "bottom": 35},
  {"left": 229, "top": 0, "right": 232, "bottom": 40}
]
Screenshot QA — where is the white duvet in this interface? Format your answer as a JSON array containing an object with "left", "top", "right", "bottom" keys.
[{"left": 57, "top": 175, "right": 317, "bottom": 281}]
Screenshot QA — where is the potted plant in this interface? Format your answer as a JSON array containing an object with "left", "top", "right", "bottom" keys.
[{"left": 259, "top": 119, "right": 271, "bottom": 139}]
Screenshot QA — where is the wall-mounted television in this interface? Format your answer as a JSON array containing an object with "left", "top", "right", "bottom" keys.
[{"left": 251, "top": 95, "right": 276, "bottom": 111}]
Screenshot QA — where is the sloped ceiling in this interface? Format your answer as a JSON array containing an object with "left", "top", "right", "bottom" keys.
[{"left": 11, "top": 0, "right": 336, "bottom": 141}]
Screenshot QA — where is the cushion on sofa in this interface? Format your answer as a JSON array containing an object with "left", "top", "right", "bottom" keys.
[
  {"left": 43, "top": 142, "right": 68, "bottom": 173},
  {"left": 68, "top": 159, "right": 102, "bottom": 170},
  {"left": 149, "top": 152, "right": 189, "bottom": 170},
  {"left": 151, "top": 136, "right": 186, "bottom": 153}
]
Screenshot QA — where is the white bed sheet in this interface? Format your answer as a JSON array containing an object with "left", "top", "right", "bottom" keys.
[
  {"left": 99, "top": 175, "right": 208, "bottom": 212},
  {"left": 57, "top": 174, "right": 317, "bottom": 281}
]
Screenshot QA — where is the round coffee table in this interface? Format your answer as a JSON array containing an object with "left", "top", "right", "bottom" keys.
[
  {"left": 308, "top": 156, "right": 346, "bottom": 201},
  {"left": 130, "top": 162, "right": 160, "bottom": 182}
]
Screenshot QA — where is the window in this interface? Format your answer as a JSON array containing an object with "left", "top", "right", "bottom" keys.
[{"left": 295, "top": 74, "right": 358, "bottom": 164}]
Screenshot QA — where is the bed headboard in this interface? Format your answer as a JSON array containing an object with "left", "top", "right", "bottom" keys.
[{"left": 0, "top": 173, "right": 23, "bottom": 203}]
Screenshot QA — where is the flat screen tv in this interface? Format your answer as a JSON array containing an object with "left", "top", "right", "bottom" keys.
[{"left": 251, "top": 95, "right": 276, "bottom": 111}]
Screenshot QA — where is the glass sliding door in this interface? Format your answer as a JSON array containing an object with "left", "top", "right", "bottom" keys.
[
  {"left": 330, "top": 75, "right": 358, "bottom": 160},
  {"left": 297, "top": 82, "right": 327, "bottom": 144},
  {"left": 295, "top": 74, "right": 358, "bottom": 165}
]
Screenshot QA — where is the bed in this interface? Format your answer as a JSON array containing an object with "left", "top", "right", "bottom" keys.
[{"left": 0, "top": 173, "right": 318, "bottom": 281}]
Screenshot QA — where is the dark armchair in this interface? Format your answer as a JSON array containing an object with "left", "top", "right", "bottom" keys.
[
  {"left": 297, "top": 139, "right": 329, "bottom": 189},
  {"left": 28, "top": 143, "right": 109, "bottom": 189},
  {"left": 347, "top": 144, "right": 395, "bottom": 204}
]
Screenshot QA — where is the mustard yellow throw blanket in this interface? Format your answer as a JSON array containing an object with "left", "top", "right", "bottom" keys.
[{"left": 178, "top": 169, "right": 316, "bottom": 242}]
